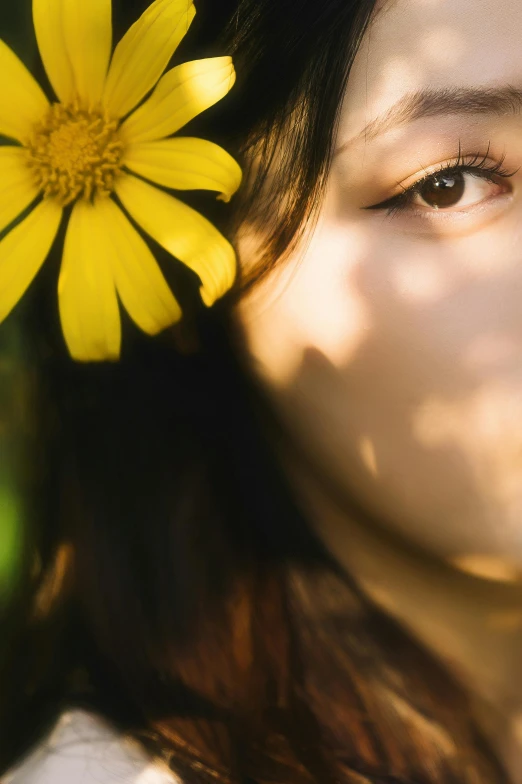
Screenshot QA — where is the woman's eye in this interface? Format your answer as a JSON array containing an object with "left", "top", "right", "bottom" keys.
[
  {"left": 410, "top": 171, "right": 505, "bottom": 211},
  {"left": 364, "top": 157, "right": 517, "bottom": 217}
]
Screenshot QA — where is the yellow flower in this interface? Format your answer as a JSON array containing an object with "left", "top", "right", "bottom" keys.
[{"left": 0, "top": 0, "right": 242, "bottom": 361}]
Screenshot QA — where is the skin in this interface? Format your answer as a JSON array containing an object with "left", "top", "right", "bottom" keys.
[{"left": 237, "top": 0, "right": 522, "bottom": 779}]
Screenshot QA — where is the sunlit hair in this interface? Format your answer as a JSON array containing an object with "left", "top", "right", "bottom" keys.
[{"left": 0, "top": 0, "right": 508, "bottom": 782}]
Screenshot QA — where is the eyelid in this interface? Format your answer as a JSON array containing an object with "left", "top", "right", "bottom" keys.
[
  {"left": 400, "top": 155, "right": 511, "bottom": 196},
  {"left": 363, "top": 149, "right": 518, "bottom": 213}
]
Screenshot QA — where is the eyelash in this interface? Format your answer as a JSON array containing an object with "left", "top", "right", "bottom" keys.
[{"left": 366, "top": 147, "right": 518, "bottom": 216}]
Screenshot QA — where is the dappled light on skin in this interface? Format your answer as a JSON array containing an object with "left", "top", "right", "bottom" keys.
[
  {"left": 510, "top": 713, "right": 522, "bottom": 745},
  {"left": 239, "top": 220, "right": 371, "bottom": 385},
  {"left": 238, "top": 0, "right": 522, "bottom": 778},
  {"left": 464, "top": 333, "right": 522, "bottom": 371},
  {"left": 413, "top": 385, "right": 522, "bottom": 560},
  {"left": 341, "top": 5, "right": 472, "bottom": 146},
  {"left": 359, "top": 435, "right": 379, "bottom": 477},
  {"left": 390, "top": 256, "right": 455, "bottom": 302},
  {"left": 367, "top": 56, "right": 422, "bottom": 123},
  {"left": 449, "top": 555, "right": 522, "bottom": 584},
  {"left": 418, "top": 26, "right": 466, "bottom": 67},
  {"left": 240, "top": 0, "right": 522, "bottom": 566}
]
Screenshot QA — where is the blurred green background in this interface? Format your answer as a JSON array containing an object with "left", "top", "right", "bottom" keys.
[{"left": 0, "top": 2, "right": 35, "bottom": 606}]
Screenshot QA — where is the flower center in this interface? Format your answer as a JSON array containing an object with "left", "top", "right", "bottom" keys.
[{"left": 26, "top": 103, "right": 125, "bottom": 206}]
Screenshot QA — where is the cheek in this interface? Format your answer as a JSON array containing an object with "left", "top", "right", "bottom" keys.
[
  {"left": 239, "top": 209, "right": 522, "bottom": 563},
  {"left": 238, "top": 217, "right": 372, "bottom": 383}
]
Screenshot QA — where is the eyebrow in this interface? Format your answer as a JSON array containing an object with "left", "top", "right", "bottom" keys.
[{"left": 336, "top": 85, "right": 522, "bottom": 153}]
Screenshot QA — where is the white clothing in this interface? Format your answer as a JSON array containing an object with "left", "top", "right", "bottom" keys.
[{"left": 2, "top": 710, "right": 179, "bottom": 784}]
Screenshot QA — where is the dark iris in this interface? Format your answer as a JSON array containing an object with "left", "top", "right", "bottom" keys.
[{"left": 419, "top": 171, "right": 465, "bottom": 209}]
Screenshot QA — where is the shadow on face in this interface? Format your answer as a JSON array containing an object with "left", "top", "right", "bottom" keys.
[{"left": 237, "top": 0, "right": 522, "bottom": 575}]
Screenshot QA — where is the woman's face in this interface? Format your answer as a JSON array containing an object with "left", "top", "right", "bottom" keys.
[{"left": 238, "top": 0, "right": 522, "bottom": 572}]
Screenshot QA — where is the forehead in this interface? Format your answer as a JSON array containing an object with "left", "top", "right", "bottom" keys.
[{"left": 339, "top": 0, "right": 522, "bottom": 143}]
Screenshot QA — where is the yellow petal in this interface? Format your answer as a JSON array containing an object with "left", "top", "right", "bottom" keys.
[
  {"left": 33, "top": 0, "right": 74, "bottom": 103},
  {"left": 64, "top": 0, "right": 112, "bottom": 106},
  {"left": 124, "top": 137, "right": 242, "bottom": 202},
  {"left": 115, "top": 175, "right": 236, "bottom": 306},
  {"left": 121, "top": 58, "right": 235, "bottom": 145},
  {"left": 0, "top": 40, "right": 48, "bottom": 142},
  {"left": 103, "top": 0, "right": 195, "bottom": 119},
  {"left": 33, "top": 0, "right": 112, "bottom": 106},
  {"left": 0, "top": 148, "right": 40, "bottom": 233},
  {"left": 0, "top": 199, "right": 62, "bottom": 323},
  {"left": 91, "top": 195, "right": 181, "bottom": 335},
  {"left": 59, "top": 199, "right": 121, "bottom": 362}
]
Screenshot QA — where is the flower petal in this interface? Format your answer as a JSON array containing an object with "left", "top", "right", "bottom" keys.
[
  {"left": 103, "top": 0, "right": 195, "bottom": 119},
  {"left": 33, "top": 0, "right": 74, "bottom": 103},
  {"left": 63, "top": 0, "right": 112, "bottom": 106},
  {"left": 0, "top": 40, "right": 49, "bottom": 142},
  {"left": 115, "top": 175, "right": 236, "bottom": 306},
  {"left": 91, "top": 195, "right": 181, "bottom": 335},
  {"left": 124, "top": 137, "right": 242, "bottom": 202},
  {"left": 121, "top": 57, "right": 235, "bottom": 145},
  {"left": 58, "top": 199, "right": 121, "bottom": 362},
  {"left": 34, "top": 0, "right": 112, "bottom": 106},
  {"left": 0, "top": 148, "right": 40, "bottom": 233},
  {"left": 0, "top": 199, "right": 62, "bottom": 324}
]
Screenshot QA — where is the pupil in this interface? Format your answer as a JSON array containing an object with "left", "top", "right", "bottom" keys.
[{"left": 420, "top": 171, "right": 465, "bottom": 209}]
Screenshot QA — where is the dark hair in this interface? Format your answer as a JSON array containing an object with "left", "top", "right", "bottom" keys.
[{"left": 0, "top": 1, "right": 508, "bottom": 782}]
